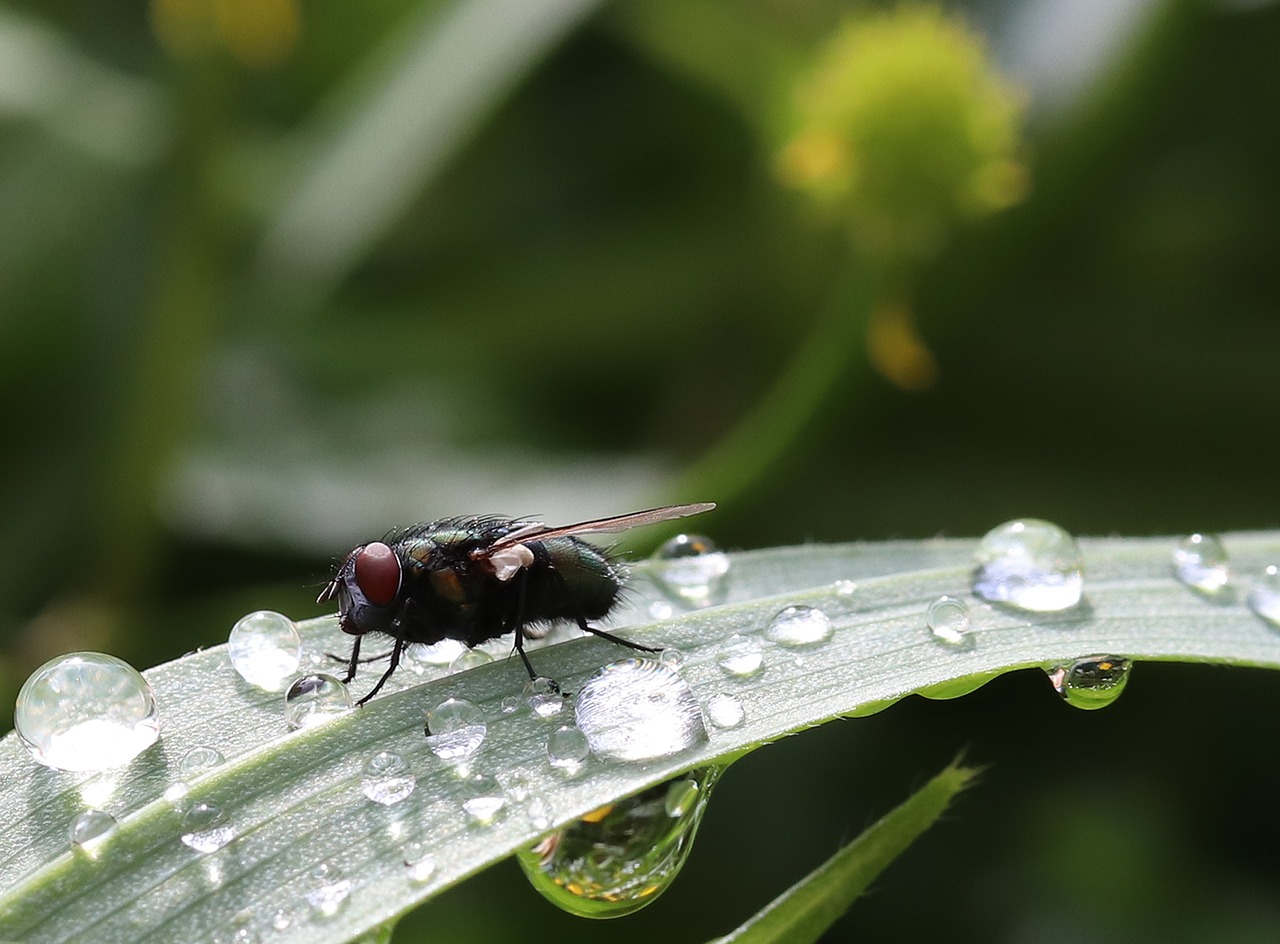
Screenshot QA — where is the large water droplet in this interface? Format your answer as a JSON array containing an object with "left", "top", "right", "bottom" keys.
[
  {"left": 573, "top": 659, "right": 708, "bottom": 762},
  {"left": 1046, "top": 656, "right": 1131, "bottom": 710},
  {"left": 926, "top": 595, "right": 973, "bottom": 648},
  {"left": 15, "top": 652, "right": 160, "bottom": 772},
  {"left": 361, "top": 752, "right": 416, "bottom": 805},
  {"left": 70, "top": 809, "right": 117, "bottom": 854},
  {"left": 424, "top": 698, "right": 487, "bottom": 761},
  {"left": 227, "top": 610, "right": 302, "bottom": 691},
  {"left": 284, "top": 674, "right": 352, "bottom": 730},
  {"left": 546, "top": 725, "right": 590, "bottom": 772},
  {"left": 1172, "top": 533, "right": 1229, "bottom": 594},
  {"left": 972, "top": 519, "right": 1084, "bottom": 611},
  {"left": 652, "top": 534, "right": 730, "bottom": 607},
  {"left": 180, "top": 802, "right": 237, "bottom": 853},
  {"left": 716, "top": 634, "right": 763, "bottom": 677},
  {"left": 764, "top": 605, "right": 833, "bottom": 647},
  {"left": 1248, "top": 565, "right": 1280, "bottom": 627},
  {"left": 517, "top": 768, "right": 721, "bottom": 918}
]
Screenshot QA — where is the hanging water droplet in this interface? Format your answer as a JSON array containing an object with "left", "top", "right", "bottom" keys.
[
  {"left": 360, "top": 752, "right": 416, "bottom": 805},
  {"left": 1047, "top": 656, "right": 1131, "bottom": 710},
  {"left": 179, "top": 746, "right": 226, "bottom": 779},
  {"left": 305, "top": 871, "right": 353, "bottom": 919},
  {"left": 70, "top": 809, "right": 117, "bottom": 854},
  {"left": 180, "top": 802, "right": 237, "bottom": 853},
  {"left": 926, "top": 595, "right": 973, "bottom": 648},
  {"left": 402, "top": 841, "right": 436, "bottom": 883},
  {"left": 1247, "top": 565, "right": 1280, "bottom": 627},
  {"left": 1173, "top": 533, "right": 1229, "bottom": 594},
  {"left": 764, "top": 605, "right": 833, "bottom": 647},
  {"left": 546, "top": 725, "right": 590, "bottom": 772},
  {"left": 462, "top": 774, "right": 507, "bottom": 826},
  {"left": 227, "top": 610, "right": 302, "bottom": 692},
  {"left": 283, "top": 674, "right": 352, "bottom": 730},
  {"left": 449, "top": 648, "right": 494, "bottom": 673},
  {"left": 573, "top": 659, "right": 708, "bottom": 762},
  {"left": 716, "top": 634, "right": 763, "bottom": 677},
  {"left": 972, "top": 519, "right": 1084, "bottom": 612},
  {"left": 705, "top": 693, "right": 745, "bottom": 729},
  {"left": 652, "top": 534, "right": 730, "bottom": 607},
  {"left": 524, "top": 677, "right": 565, "bottom": 719},
  {"left": 517, "top": 767, "right": 721, "bottom": 918},
  {"left": 14, "top": 652, "right": 160, "bottom": 772},
  {"left": 424, "top": 698, "right": 487, "bottom": 761}
]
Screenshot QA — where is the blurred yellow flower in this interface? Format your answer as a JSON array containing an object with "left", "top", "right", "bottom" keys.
[{"left": 778, "top": 4, "right": 1028, "bottom": 263}]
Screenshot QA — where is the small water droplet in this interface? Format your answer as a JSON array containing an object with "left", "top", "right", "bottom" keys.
[
  {"left": 163, "top": 782, "right": 191, "bottom": 804},
  {"left": 972, "top": 519, "right": 1084, "bottom": 612},
  {"left": 926, "top": 595, "right": 973, "bottom": 648},
  {"left": 462, "top": 774, "right": 507, "bottom": 826},
  {"left": 180, "top": 802, "right": 237, "bottom": 853},
  {"left": 227, "top": 610, "right": 302, "bottom": 692},
  {"left": 449, "top": 648, "right": 495, "bottom": 673},
  {"left": 179, "top": 746, "right": 226, "bottom": 779},
  {"left": 716, "top": 634, "right": 763, "bottom": 677},
  {"left": 424, "top": 698, "right": 487, "bottom": 761},
  {"left": 517, "top": 768, "right": 721, "bottom": 918},
  {"left": 70, "top": 809, "right": 117, "bottom": 854},
  {"left": 527, "top": 796, "right": 554, "bottom": 830},
  {"left": 14, "top": 652, "right": 160, "bottom": 772},
  {"left": 402, "top": 841, "right": 437, "bottom": 883},
  {"left": 283, "top": 674, "right": 352, "bottom": 730},
  {"left": 648, "top": 600, "right": 675, "bottom": 620},
  {"left": 1046, "top": 656, "right": 1131, "bottom": 710},
  {"left": 658, "top": 648, "right": 686, "bottom": 671},
  {"left": 573, "top": 659, "right": 708, "bottom": 762},
  {"left": 1247, "top": 565, "right": 1280, "bottom": 627},
  {"left": 271, "top": 909, "right": 294, "bottom": 931},
  {"left": 652, "top": 534, "right": 730, "bottom": 607},
  {"left": 1173, "top": 533, "right": 1229, "bottom": 594},
  {"left": 361, "top": 752, "right": 416, "bottom": 805},
  {"left": 705, "top": 693, "right": 744, "bottom": 729},
  {"left": 832, "top": 579, "right": 857, "bottom": 596},
  {"left": 500, "top": 695, "right": 521, "bottom": 714},
  {"left": 546, "top": 725, "right": 591, "bottom": 771},
  {"left": 764, "top": 605, "right": 833, "bottom": 647},
  {"left": 525, "top": 677, "right": 565, "bottom": 719},
  {"left": 305, "top": 872, "right": 353, "bottom": 918}
]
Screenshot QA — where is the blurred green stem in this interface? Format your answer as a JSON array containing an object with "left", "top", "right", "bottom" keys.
[{"left": 675, "top": 257, "right": 881, "bottom": 508}]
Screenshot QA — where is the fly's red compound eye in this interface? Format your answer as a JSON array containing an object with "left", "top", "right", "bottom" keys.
[{"left": 354, "top": 542, "right": 401, "bottom": 607}]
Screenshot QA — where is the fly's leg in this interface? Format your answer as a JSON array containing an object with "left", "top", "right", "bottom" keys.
[
  {"left": 549, "top": 569, "right": 659, "bottom": 655},
  {"left": 355, "top": 635, "right": 406, "bottom": 706},
  {"left": 340, "top": 634, "right": 363, "bottom": 684},
  {"left": 508, "top": 567, "right": 540, "bottom": 680}
]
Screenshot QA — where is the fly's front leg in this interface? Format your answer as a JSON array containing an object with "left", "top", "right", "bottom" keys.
[{"left": 341, "top": 634, "right": 363, "bottom": 684}]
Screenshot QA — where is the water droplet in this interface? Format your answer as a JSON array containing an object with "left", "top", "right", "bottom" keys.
[
  {"left": 926, "top": 595, "right": 973, "bottom": 648},
  {"left": 652, "top": 534, "right": 730, "bottom": 607},
  {"left": 70, "top": 809, "right": 117, "bottom": 854},
  {"left": 360, "top": 752, "right": 416, "bottom": 805},
  {"left": 764, "top": 605, "right": 833, "bottom": 647},
  {"left": 1047, "top": 656, "right": 1131, "bottom": 710},
  {"left": 658, "top": 648, "right": 686, "bottom": 671},
  {"left": 402, "top": 841, "right": 436, "bottom": 883},
  {"left": 180, "top": 802, "right": 237, "bottom": 853},
  {"left": 227, "top": 610, "right": 302, "bottom": 691},
  {"left": 305, "top": 871, "right": 353, "bottom": 918},
  {"left": 163, "top": 782, "right": 191, "bottom": 805},
  {"left": 1248, "top": 565, "right": 1280, "bottom": 627},
  {"left": 283, "top": 674, "right": 352, "bottom": 730},
  {"left": 500, "top": 695, "right": 521, "bottom": 714},
  {"left": 449, "top": 648, "right": 494, "bottom": 673},
  {"left": 705, "top": 693, "right": 744, "bottom": 729},
  {"left": 425, "top": 697, "right": 487, "bottom": 761},
  {"left": 526, "top": 796, "right": 554, "bottom": 830},
  {"left": 546, "top": 725, "right": 591, "bottom": 771},
  {"left": 525, "top": 677, "right": 565, "bottom": 719},
  {"left": 1173, "top": 533, "right": 1229, "bottom": 594},
  {"left": 716, "top": 634, "right": 763, "bottom": 677},
  {"left": 832, "top": 579, "right": 857, "bottom": 596},
  {"left": 648, "top": 600, "right": 675, "bottom": 620},
  {"left": 14, "top": 652, "right": 161, "bottom": 772},
  {"left": 573, "top": 659, "right": 708, "bottom": 762},
  {"left": 462, "top": 774, "right": 507, "bottom": 826},
  {"left": 517, "top": 768, "right": 721, "bottom": 917},
  {"left": 972, "top": 519, "right": 1084, "bottom": 611},
  {"left": 406, "top": 638, "right": 468, "bottom": 666},
  {"left": 179, "top": 746, "right": 226, "bottom": 779},
  {"left": 271, "top": 909, "right": 294, "bottom": 931}
]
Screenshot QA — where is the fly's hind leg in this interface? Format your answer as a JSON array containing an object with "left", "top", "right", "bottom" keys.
[{"left": 548, "top": 569, "right": 659, "bottom": 655}]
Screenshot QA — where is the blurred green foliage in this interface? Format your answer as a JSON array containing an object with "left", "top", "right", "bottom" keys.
[{"left": 2, "top": 0, "right": 1280, "bottom": 940}]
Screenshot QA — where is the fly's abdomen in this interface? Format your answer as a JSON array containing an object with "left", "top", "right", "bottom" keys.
[{"left": 528, "top": 537, "right": 622, "bottom": 621}]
